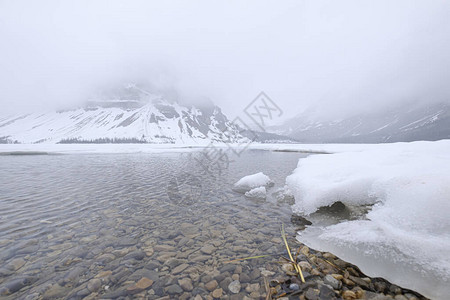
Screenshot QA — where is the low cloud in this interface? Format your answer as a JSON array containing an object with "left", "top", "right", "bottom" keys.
[{"left": 1, "top": 0, "right": 449, "bottom": 119}]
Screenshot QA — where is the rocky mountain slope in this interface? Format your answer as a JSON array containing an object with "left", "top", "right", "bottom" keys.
[{"left": 0, "top": 87, "right": 247, "bottom": 144}]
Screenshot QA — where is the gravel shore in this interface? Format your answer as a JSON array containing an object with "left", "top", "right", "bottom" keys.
[
  {"left": 0, "top": 204, "right": 429, "bottom": 300},
  {"left": 266, "top": 241, "right": 428, "bottom": 300}
]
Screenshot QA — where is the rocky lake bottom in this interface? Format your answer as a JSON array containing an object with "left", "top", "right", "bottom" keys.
[{"left": 0, "top": 150, "right": 429, "bottom": 299}]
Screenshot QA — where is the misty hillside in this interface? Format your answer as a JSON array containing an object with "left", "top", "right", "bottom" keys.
[
  {"left": 0, "top": 87, "right": 248, "bottom": 144},
  {"left": 270, "top": 102, "right": 450, "bottom": 143},
  {"left": 0, "top": 86, "right": 295, "bottom": 144}
]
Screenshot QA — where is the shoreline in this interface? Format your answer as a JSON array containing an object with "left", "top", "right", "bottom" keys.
[
  {"left": 0, "top": 144, "right": 443, "bottom": 299},
  {"left": 267, "top": 237, "right": 428, "bottom": 300}
]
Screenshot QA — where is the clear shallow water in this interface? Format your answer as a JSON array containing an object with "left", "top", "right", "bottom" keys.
[{"left": 0, "top": 150, "right": 306, "bottom": 299}]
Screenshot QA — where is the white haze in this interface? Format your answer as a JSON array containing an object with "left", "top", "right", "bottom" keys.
[{"left": 1, "top": 0, "right": 450, "bottom": 120}]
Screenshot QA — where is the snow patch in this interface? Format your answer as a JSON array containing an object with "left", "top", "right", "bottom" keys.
[{"left": 233, "top": 172, "right": 274, "bottom": 193}]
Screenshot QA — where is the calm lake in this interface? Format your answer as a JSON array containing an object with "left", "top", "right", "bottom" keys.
[{"left": 0, "top": 150, "right": 307, "bottom": 299}]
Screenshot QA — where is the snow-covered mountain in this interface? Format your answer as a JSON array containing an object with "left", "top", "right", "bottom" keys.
[
  {"left": 270, "top": 101, "right": 450, "bottom": 143},
  {"left": 0, "top": 87, "right": 248, "bottom": 144}
]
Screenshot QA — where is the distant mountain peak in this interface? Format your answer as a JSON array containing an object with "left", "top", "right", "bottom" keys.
[{"left": 0, "top": 90, "right": 246, "bottom": 144}]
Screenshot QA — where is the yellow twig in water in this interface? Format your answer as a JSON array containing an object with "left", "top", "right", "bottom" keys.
[
  {"left": 264, "top": 276, "right": 271, "bottom": 300},
  {"left": 281, "top": 224, "right": 305, "bottom": 283},
  {"left": 322, "top": 258, "right": 341, "bottom": 270},
  {"left": 294, "top": 246, "right": 302, "bottom": 262}
]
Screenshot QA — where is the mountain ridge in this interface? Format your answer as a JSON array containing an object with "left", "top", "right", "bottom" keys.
[
  {"left": 269, "top": 101, "right": 450, "bottom": 143},
  {"left": 0, "top": 87, "right": 245, "bottom": 144},
  {"left": 0, "top": 87, "right": 296, "bottom": 144}
]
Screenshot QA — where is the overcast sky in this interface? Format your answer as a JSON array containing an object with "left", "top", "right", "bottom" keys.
[{"left": 1, "top": 0, "right": 449, "bottom": 120}]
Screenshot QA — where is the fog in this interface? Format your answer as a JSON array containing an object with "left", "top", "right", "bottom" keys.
[{"left": 1, "top": 0, "right": 450, "bottom": 120}]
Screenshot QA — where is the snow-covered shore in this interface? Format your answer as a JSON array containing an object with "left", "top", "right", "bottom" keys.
[
  {"left": 285, "top": 140, "right": 450, "bottom": 299},
  {"left": 0, "top": 140, "right": 419, "bottom": 155},
  {"left": 0, "top": 143, "right": 209, "bottom": 155}
]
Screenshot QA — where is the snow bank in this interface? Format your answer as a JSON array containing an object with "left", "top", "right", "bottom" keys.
[
  {"left": 233, "top": 172, "right": 274, "bottom": 193},
  {"left": 286, "top": 140, "right": 450, "bottom": 215},
  {"left": 286, "top": 140, "right": 450, "bottom": 299}
]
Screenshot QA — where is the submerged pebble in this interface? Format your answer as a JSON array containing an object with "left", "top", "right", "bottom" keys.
[{"left": 0, "top": 152, "right": 430, "bottom": 299}]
